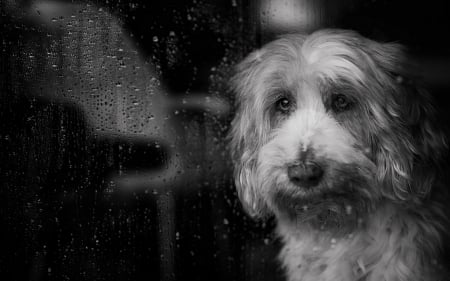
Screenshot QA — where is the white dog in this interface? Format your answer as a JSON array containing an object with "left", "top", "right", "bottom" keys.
[{"left": 229, "top": 29, "right": 448, "bottom": 281}]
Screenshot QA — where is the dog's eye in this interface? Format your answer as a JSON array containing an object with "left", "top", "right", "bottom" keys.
[
  {"left": 331, "top": 94, "right": 353, "bottom": 112},
  {"left": 275, "top": 97, "right": 292, "bottom": 112}
]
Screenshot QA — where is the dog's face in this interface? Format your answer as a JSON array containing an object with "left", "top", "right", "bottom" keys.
[{"left": 230, "top": 29, "right": 446, "bottom": 230}]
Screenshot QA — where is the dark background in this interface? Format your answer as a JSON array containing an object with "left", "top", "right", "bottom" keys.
[{"left": 1, "top": 0, "right": 450, "bottom": 281}]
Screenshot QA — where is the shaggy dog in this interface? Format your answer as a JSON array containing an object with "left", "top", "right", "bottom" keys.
[{"left": 229, "top": 29, "right": 449, "bottom": 281}]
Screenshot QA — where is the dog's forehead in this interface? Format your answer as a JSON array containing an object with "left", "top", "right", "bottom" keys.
[{"left": 263, "top": 32, "right": 372, "bottom": 88}]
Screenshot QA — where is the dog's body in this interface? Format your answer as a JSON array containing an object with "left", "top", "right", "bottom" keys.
[{"left": 229, "top": 29, "right": 448, "bottom": 281}]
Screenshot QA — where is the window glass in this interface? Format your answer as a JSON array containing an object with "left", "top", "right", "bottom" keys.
[{"left": 1, "top": 1, "right": 449, "bottom": 281}]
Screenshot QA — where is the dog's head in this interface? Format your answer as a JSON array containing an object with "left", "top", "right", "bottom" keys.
[{"left": 230, "top": 29, "right": 446, "bottom": 229}]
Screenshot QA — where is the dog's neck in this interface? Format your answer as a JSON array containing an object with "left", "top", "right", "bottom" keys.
[{"left": 276, "top": 202, "right": 446, "bottom": 281}]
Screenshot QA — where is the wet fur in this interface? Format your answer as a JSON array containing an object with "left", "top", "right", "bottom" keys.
[{"left": 229, "top": 29, "right": 448, "bottom": 281}]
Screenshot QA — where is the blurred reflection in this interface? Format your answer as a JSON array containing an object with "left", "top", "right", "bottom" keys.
[
  {"left": 7, "top": 1, "right": 231, "bottom": 280},
  {"left": 2, "top": 1, "right": 242, "bottom": 281},
  {"left": 259, "top": 0, "right": 349, "bottom": 35},
  {"left": 20, "top": 1, "right": 229, "bottom": 191}
]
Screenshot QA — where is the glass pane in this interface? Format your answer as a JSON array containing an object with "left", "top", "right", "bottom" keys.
[{"left": 1, "top": 1, "right": 449, "bottom": 281}]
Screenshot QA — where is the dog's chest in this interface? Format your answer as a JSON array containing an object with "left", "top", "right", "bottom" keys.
[
  {"left": 279, "top": 235, "right": 357, "bottom": 281},
  {"left": 277, "top": 216, "right": 445, "bottom": 281}
]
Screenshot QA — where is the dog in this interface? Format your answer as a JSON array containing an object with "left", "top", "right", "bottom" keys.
[{"left": 229, "top": 29, "right": 449, "bottom": 281}]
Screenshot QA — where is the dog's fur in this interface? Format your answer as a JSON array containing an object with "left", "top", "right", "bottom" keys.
[{"left": 229, "top": 29, "right": 449, "bottom": 281}]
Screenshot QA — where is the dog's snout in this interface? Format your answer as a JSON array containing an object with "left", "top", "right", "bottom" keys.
[{"left": 287, "top": 162, "right": 323, "bottom": 188}]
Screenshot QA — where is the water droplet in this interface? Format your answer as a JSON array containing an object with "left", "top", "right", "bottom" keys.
[{"left": 345, "top": 205, "right": 352, "bottom": 215}]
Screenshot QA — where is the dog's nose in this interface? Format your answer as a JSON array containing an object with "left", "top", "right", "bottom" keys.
[{"left": 287, "top": 162, "right": 324, "bottom": 188}]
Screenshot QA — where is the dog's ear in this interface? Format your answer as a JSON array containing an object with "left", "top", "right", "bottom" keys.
[
  {"left": 230, "top": 140, "right": 267, "bottom": 218},
  {"left": 370, "top": 42, "right": 448, "bottom": 200},
  {"left": 229, "top": 50, "right": 270, "bottom": 218},
  {"left": 402, "top": 84, "right": 448, "bottom": 197}
]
